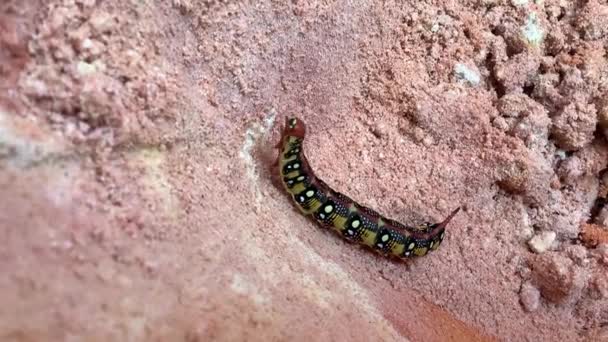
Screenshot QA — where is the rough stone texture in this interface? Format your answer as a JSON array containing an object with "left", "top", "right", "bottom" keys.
[
  {"left": 0, "top": 9, "right": 30, "bottom": 113},
  {"left": 596, "top": 244, "right": 608, "bottom": 265},
  {"left": 519, "top": 281, "right": 541, "bottom": 312},
  {"left": 595, "top": 206, "right": 608, "bottom": 228},
  {"left": 551, "top": 99, "right": 597, "bottom": 151},
  {"left": 557, "top": 141, "right": 608, "bottom": 186},
  {"left": 584, "top": 327, "right": 608, "bottom": 342},
  {"left": 494, "top": 52, "right": 540, "bottom": 93},
  {"left": 495, "top": 93, "right": 550, "bottom": 153},
  {"left": 565, "top": 245, "right": 590, "bottom": 267},
  {"left": 529, "top": 253, "right": 589, "bottom": 305},
  {"left": 599, "top": 98, "right": 608, "bottom": 134},
  {"left": 589, "top": 272, "right": 608, "bottom": 300},
  {"left": 581, "top": 224, "right": 608, "bottom": 248},
  {"left": 2, "top": 0, "right": 608, "bottom": 341},
  {"left": 576, "top": 0, "right": 608, "bottom": 40}
]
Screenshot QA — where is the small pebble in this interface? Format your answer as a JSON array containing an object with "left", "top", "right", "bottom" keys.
[
  {"left": 519, "top": 281, "right": 540, "bottom": 312},
  {"left": 528, "top": 231, "right": 556, "bottom": 253},
  {"left": 454, "top": 63, "right": 480, "bottom": 86}
]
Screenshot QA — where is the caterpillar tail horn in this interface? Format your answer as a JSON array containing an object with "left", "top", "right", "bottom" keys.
[{"left": 435, "top": 207, "right": 461, "bottom": 231}]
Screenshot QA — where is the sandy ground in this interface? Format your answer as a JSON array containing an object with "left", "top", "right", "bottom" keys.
[{"left": 1, "top": 0, "right": 608, "bottom": 341}]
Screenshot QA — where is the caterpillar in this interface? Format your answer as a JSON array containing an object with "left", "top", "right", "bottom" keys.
[{"left": 276, "top": 117, "right": 460, "bottom": 259}]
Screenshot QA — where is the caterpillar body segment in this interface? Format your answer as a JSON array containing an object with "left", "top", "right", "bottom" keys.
[{"left": 278, "top": 117, "right": 459, "bottom": 259}]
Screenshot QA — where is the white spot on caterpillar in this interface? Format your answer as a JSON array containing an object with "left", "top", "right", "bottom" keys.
[
  {"left": 408, "top": 242, "right": 415, "bottom": 250},
  {"left": 324, "top": 205, "right": 333, "bottom": 213},
  {"left": 352, "top": 220, "right": 360, "bottom": 228},
  {"left": 381, "top": 234, "right": 389, "bottom": 242},
  {"left": 306, "top": 190, "right": 314, "bottom": 197}
]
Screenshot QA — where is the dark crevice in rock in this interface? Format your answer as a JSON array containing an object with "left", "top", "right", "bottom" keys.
[
  {"left": 587, "top": 168, "right": 608, "bottom": 224},
  {"left": 523, "top": 83, "right": 535, "bottom": 97},
  {"left": 484, "top": 52, "right": 506, "bottom": 99}
]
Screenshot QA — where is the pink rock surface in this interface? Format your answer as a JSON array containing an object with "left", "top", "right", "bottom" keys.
[{"left": 2, "top": 0, "right": 608, "bottom": 341}]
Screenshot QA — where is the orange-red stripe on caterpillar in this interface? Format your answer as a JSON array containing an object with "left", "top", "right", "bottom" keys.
[{"left": 277, "top": 117, "right": 460, "bottom": 259}]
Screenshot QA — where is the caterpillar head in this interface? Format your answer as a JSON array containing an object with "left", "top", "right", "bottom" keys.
[{"left": 284, "top": 117, "right": 306, "bottom": 138}]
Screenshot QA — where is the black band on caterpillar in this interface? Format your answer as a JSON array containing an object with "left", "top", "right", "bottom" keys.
[{"left": 277, "top": 117, "right": 460, "bottom": 259}]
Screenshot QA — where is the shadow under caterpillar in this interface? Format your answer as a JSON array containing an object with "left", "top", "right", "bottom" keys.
[{"left": 275, "top": 117, "right": 460, "bottom": 259}]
